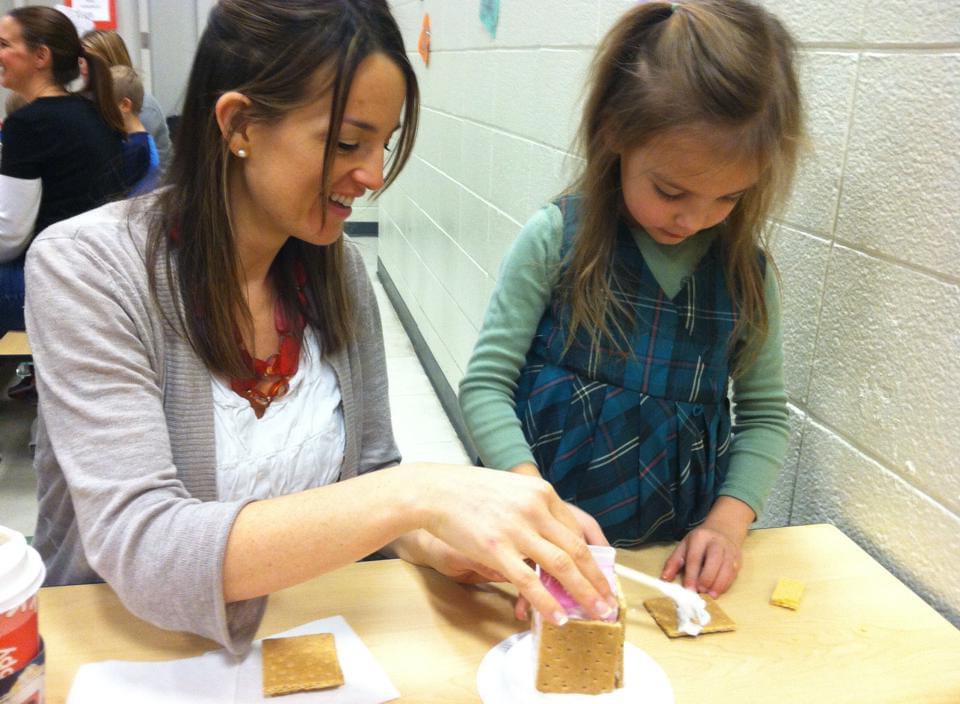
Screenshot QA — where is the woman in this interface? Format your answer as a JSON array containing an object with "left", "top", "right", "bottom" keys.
[
  {"left": 25, "top": 0, "right": 613, "bottom": 655},
  {"left": 0, "top": 6, "right": 127, "bottom": 333},
  {"left": 81, "top": 29, "right": 173, "bottom": 174}
]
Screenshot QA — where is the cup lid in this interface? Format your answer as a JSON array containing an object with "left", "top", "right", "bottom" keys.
[{"left": 0, "top": 525, "right": 45, "bottom": 613}]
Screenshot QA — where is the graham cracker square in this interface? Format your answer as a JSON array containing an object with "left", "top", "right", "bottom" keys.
[
  {"left": 770, "top": 577, "right": 805, "bottom": 610},
  {"left": 643, "top": 594, "right": 736, "bottom": 638},
  {"left": 536, "top": 588, "right": 627, "bottom": 695},
  {"left": 261, "top": 633, "right": 345, "bottom": 697},
  {"left": 537, "top": 618, "right": 624, "bottom": 694}
]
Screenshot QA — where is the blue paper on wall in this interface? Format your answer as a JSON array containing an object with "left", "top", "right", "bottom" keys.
[{"left": 480, "top": 0, "right": 500, "bottom": 38}]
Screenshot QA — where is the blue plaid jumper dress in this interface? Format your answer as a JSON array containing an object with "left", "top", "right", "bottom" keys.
[{"left": 515, "top": 196, "right": 746, "bottom": 547}]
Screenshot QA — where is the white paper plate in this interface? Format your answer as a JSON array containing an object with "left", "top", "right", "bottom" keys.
[{"left": 477, "top": 631, "right": 673, "bottom": 703}]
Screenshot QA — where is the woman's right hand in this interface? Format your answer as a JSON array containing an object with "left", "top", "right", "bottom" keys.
[
  {"left": 390, "top": 529, "right": 506, "bottom": 584},
  {"left": 510, "top": 462, "right": 609, "bottom": 547},
  {"left": 407, "top": 464, "right": 617, "bottom": 626},
  {"left": 508, "top": 462, "right": 610, "bottom": 621}
]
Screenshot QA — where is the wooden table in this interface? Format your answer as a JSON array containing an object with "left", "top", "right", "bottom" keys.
[
  {"left": 37, "top": 524, "right": 960, "bottom": 703},
  {"left": 0, "top": 331, "right": 30, "bottom": 359}
]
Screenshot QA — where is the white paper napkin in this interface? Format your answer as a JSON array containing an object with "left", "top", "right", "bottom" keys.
[{"left": 67, "top": 616, "right": 400, "bottom": 704}]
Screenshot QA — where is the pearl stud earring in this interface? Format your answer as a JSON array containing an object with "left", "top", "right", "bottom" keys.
[{"left": 236, "top": 148, "right": 248, "bottom": 158}]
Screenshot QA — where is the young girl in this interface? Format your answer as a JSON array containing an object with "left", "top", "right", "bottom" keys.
[{"left": 460, "top": 0, "right": 802, "bottom": 601}]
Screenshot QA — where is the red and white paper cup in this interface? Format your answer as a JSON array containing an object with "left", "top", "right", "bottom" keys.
[{"left": 0, "top": 525, "right": 45, "bottom": 704}]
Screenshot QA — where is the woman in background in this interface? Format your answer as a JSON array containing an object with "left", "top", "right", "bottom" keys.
[{"left": 0, "top": 5, "right": 126, "bottom": 334}]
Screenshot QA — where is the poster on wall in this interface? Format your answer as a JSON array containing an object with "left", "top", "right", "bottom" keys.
[
  {"left": 64, "top": 0, "right": 117, "bottom": 30},
  {"left": 418, "top": 14, "right": 431, "bottom": 66},
  {"left": 480, "top": 0, "right": 500, "bottom": 38}
]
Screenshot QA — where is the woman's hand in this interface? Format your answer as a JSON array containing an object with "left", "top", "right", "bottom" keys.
[
  {"left": 510, "top": 462, "right": 609, "bottom": 547},
  {"left": 565, "top": 502, "right": 609, "bottom": 548},
  {"left": 510, "top": 462, "right": 610, "bottom": 621},
  {"left": 507, "top": 462, "right": 611, "bottom": 621},
  {"left": 391, "top": 529, "right": 505, "bottom": 584},
  {"left": 660, "top": 496, "right": 755, "bottom": 598},
  {"left": 509, "top": 505, "right": 610, "bottom": 620},
  {"left": 408, "top": 464, "right": 617, "bottom": 626}
]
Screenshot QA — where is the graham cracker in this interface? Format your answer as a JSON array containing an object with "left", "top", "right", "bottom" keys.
[
  {"left": 535, "top": 590, "right": 627, "bottom": 695},
  {"left": 770, "top": 577, "right": 805, "bottom": 610},
  {"left": 643, "top": 594, "right": 736, "bottom": 638},
  {"left": 261, "top": 633, "right": 345, "bottom": 697}
]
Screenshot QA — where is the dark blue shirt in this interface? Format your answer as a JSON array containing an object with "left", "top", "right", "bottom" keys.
[{"left": 1, "top": 95, "right": 126, "bottom": 236}]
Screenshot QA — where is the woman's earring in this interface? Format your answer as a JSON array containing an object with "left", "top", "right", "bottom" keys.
[{"left": 236, "top": 148, "right": 248, "bottom": 158}]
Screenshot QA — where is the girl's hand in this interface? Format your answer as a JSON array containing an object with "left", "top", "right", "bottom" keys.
[
  {"left": 661, "top": 525, "right": 742, "bottom": 598},
  {"left": 660, "top": 496, "right": 754, "bottom": 598},
  {"left": 412, "top": 464, "right": 617, "bottom": 625}
]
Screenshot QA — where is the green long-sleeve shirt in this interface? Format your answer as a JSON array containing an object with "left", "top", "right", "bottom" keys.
[{"left": 459, "top": 204, "right": 789, "bottom": 518}]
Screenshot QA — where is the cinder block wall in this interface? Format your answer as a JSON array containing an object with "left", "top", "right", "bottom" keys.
[
  {"left": 348, "top": 194, "right": 379, "bottom": 226},
  {"left": 378, "top": 1, "right": 959, "bottom": 625}
]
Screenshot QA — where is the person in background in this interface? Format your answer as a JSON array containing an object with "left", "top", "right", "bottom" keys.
[
  {"left": 111, "top": 65, "right": 160, "bottom": 195},
  {"left": 460, "top": 0, "right": 803, "bottom": 615},
  {"left": 0, "top": 90, "right": 27, "bottom": 142},
  {"left": 3, "top": 90, "right": 27, "bottom": 120},
  {"left": 81, "top": 29, "right": 172, "bottom": 174},
  {"left": 25, "top": 0, "right": 614, "bottom": 655},
  {"left": 0, "top": 5, "right": 126, "bottom": 335}
]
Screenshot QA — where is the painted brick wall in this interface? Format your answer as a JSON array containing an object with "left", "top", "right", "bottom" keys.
[
  {"left": 348, "top": 193, "right": 380, "bottom": 225},
  {"left": 378, "top": 0, "right": 960, "bottom": 626}
]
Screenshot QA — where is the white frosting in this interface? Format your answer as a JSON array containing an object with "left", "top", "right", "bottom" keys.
[
  {"left": 612, "top": 562, "right": 711, "bottom": 636},
  {"left": 674, "top": 590, "right": 711, "bottom": 636}
]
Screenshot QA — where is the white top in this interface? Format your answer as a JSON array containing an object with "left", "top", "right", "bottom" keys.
[
  {"left": 0, "top": 174, "right": 42, "bottom": 262},
  {"left": 212, "top": 327, "right": 346, "bottom": 502}
]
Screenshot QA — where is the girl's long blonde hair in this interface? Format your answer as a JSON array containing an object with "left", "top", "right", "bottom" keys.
[{"left": 565, "top": 0, "right": 803, "bottom": 375}]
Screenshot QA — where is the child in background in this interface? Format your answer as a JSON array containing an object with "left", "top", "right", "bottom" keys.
[
  {"left": 460, "top": 0, "right": 802, "bottom": 602},
  {"left": 110, "top": 65, "right": 160, "bottom": 195},
  {"left": 82, "top": 29, "right": 172, "bottom": 174}
]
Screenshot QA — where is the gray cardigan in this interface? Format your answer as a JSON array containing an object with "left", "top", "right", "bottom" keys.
[{"left": 24, "top": 196, "right": 400, "bottom": 654}]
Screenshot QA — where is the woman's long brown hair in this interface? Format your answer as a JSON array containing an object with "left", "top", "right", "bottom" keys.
[
  {"left": 146, "top": 0, "right": 419, "bottom": 377},
  {"left": 10, "top": 7, "right": 124, "bottom": 133},
  {"left": 565, "top": 0, "right": 803, "bottom": 376}
]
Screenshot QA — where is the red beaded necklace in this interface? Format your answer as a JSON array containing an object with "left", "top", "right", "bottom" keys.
[
  {"left": 229, "top": 264, "right": 309, "bottom": 419},
  {"left": 170, "top": 225, "right": 311, "bottom": 418}
]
